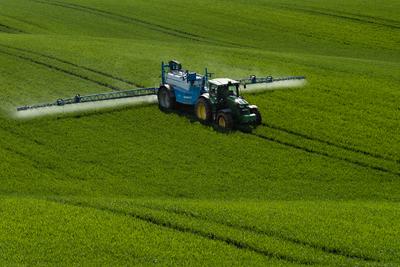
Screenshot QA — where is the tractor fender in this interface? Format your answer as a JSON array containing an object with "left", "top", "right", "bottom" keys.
[
  {"left": 248, "top": 104, "right": 258, "bottom": 110},
  {"left": 160, "top": 84, "right": 175, "bottom": 96},
  {"left": 199, "top": 93, "right": 210, "bottom": 100}
]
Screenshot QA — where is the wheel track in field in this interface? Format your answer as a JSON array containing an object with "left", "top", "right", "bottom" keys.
[
  {"left": 276, "top": 4, "right": 400, "bottom": 30},
  {"left": 152, "top": 107, "right": 398, "bottom": 174},
  {"left": 0, "top": 13, "right": 48, "bottom": 31},
  {"left": 0, "top": 48, "right": 124, "bottom": 91},
  {"left": 48, "top": 198, "right": 316, "bottom": 265},
  {"left": 0, "top": 124, "right": 127, "bottom": 182},
  {"left": 2, "top": 144, "right": 77, "bottom": 181},
  {"left": 2, "top": 145, "right": 43, "bottom": 168},
  {"left": 0, "top": 139, "right": 78, "bottom": 181},
  {"left": 251, "top": 132, "right": 400, "bottom": 177},
  {"left": 263, "top": 123, "right": 399, "bottom": 164},
  {"left": 29, "top": 0, "right": 244, "bottom": 49},
  {"left": 0, "top": 43, "right": 144, "bottom": 88},
  {"left": 135, "top": 202, "right": 379, "bottom": 263},
  {"left": 0, "top": 23, "right": 26, "bottom": 34}
]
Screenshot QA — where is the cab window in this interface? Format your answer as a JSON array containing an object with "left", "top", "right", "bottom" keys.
[{"left": 228, "top": 84, "right": 237, "bottom": 96}]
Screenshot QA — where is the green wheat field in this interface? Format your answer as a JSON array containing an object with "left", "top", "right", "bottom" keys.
[{"left": 0, "top": 0, "right": 399, "bottom": 265}]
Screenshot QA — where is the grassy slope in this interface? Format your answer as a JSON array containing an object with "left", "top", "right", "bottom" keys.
[{"left": 0, "top": 0, "right": 399, "bottom": 265}]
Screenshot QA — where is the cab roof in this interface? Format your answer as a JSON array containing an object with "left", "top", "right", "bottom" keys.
[{"left": 209, "top": 78, "right": 239, "bottom": 86}]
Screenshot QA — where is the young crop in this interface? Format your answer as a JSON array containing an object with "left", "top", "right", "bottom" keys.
[{"left": 0, "top": 0, "right": 399, "bottom": 265}]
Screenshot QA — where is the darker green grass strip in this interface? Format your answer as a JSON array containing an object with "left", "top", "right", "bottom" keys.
[
  {"left": 138, "top": 203, "right": 380, "bottom": 263},
  {"left": 47, "top": 198, "right": 316, "bottom": 265},
  {"left": 0, "top": 48, "right": 123, "bottom": 91},
  {"left": 0, "top": 43, "right": 144, "bottom": 88},
  {"left": 251, "top": 133, "right": 400, "bottom": 177}
]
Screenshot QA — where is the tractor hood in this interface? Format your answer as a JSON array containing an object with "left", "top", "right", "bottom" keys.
[{"left": 228, "top": 96, "right": 249, "bottom": 106}]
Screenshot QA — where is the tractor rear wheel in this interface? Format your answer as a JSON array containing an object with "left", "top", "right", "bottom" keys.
[
  {"left": 195, "top": 97, "right": 212, "bottom": 123},
  {"left": 250, "top": 107, "right": 262, "bottom": 126},
  {"left": 158, "top": 86, "right": 175, "bottom": 110},
  {"left": 216, "top": 111, "right": 234, "bottom": 130}
]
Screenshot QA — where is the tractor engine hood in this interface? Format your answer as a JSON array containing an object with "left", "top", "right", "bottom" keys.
[{"left": 229, "top": 96, "right": 249, "bottom": 107}]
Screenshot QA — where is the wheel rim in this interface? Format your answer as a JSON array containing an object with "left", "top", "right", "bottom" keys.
[
  {"left": 197, "top": 102, "right": 206, "bottom": 120},
  {"left": 218, "top": 116, "right": 226, "bottom": 128}
]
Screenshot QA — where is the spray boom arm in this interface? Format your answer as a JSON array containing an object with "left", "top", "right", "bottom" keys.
[
  {"left": 17, "top": 87, "right": 158, "bottom": 111},
  {"left": 239, "top": 75, "right": 306, "bottom": 88}
]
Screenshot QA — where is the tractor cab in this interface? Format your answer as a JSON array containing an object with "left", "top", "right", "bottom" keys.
[
  {"left": 208, "top": 78, "right": 240, "bottom": 100},
  {"left": 205, "top": 78, "right": 260, "bottom": 127},
  {"left": 168, "top": 60, "right": 182, "bottom": 72}
]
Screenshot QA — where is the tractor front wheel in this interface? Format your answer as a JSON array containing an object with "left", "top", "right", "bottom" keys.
[
  {"left": 158, "top": 86, "right": 175, "bottom": 110},
  {"left": 216, "top": 111, "right": 233, "bottom": 130},
  {"left": 195, "top": 97, "right": 212, "bottom": 123}
]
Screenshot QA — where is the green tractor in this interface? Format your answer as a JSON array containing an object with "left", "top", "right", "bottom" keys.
[{"left": 195, "top": 78, "right": 262, "bottom": 130}]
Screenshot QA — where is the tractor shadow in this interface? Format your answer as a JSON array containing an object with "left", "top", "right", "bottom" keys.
[{"left": 160, "top": 103, "right": 254, "bottom": 134}]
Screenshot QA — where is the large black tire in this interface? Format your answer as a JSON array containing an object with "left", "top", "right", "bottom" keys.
[
  {"left": 158, "top": 86, "right": 175, "bottom": 110},
  {"left": 216, "top": 111, "right": 234, "bottom": 130},
  {"left": 250, "top": 107, "right": 262, "bottom": 126},
  {"left": 195, "top": 97, "right": 212, "bottom": 123}
]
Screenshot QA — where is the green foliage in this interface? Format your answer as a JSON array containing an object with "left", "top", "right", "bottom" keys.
[{"left": 0, "top": 0, "right": 399, "bottom": 265}]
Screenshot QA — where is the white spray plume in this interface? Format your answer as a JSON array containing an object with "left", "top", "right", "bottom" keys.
[
  {"left": 13, "top": 95, "right": 157, "bottom": 119},
  {"left": 241, "top": 79, "right": 307, "bottom": 93}
]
